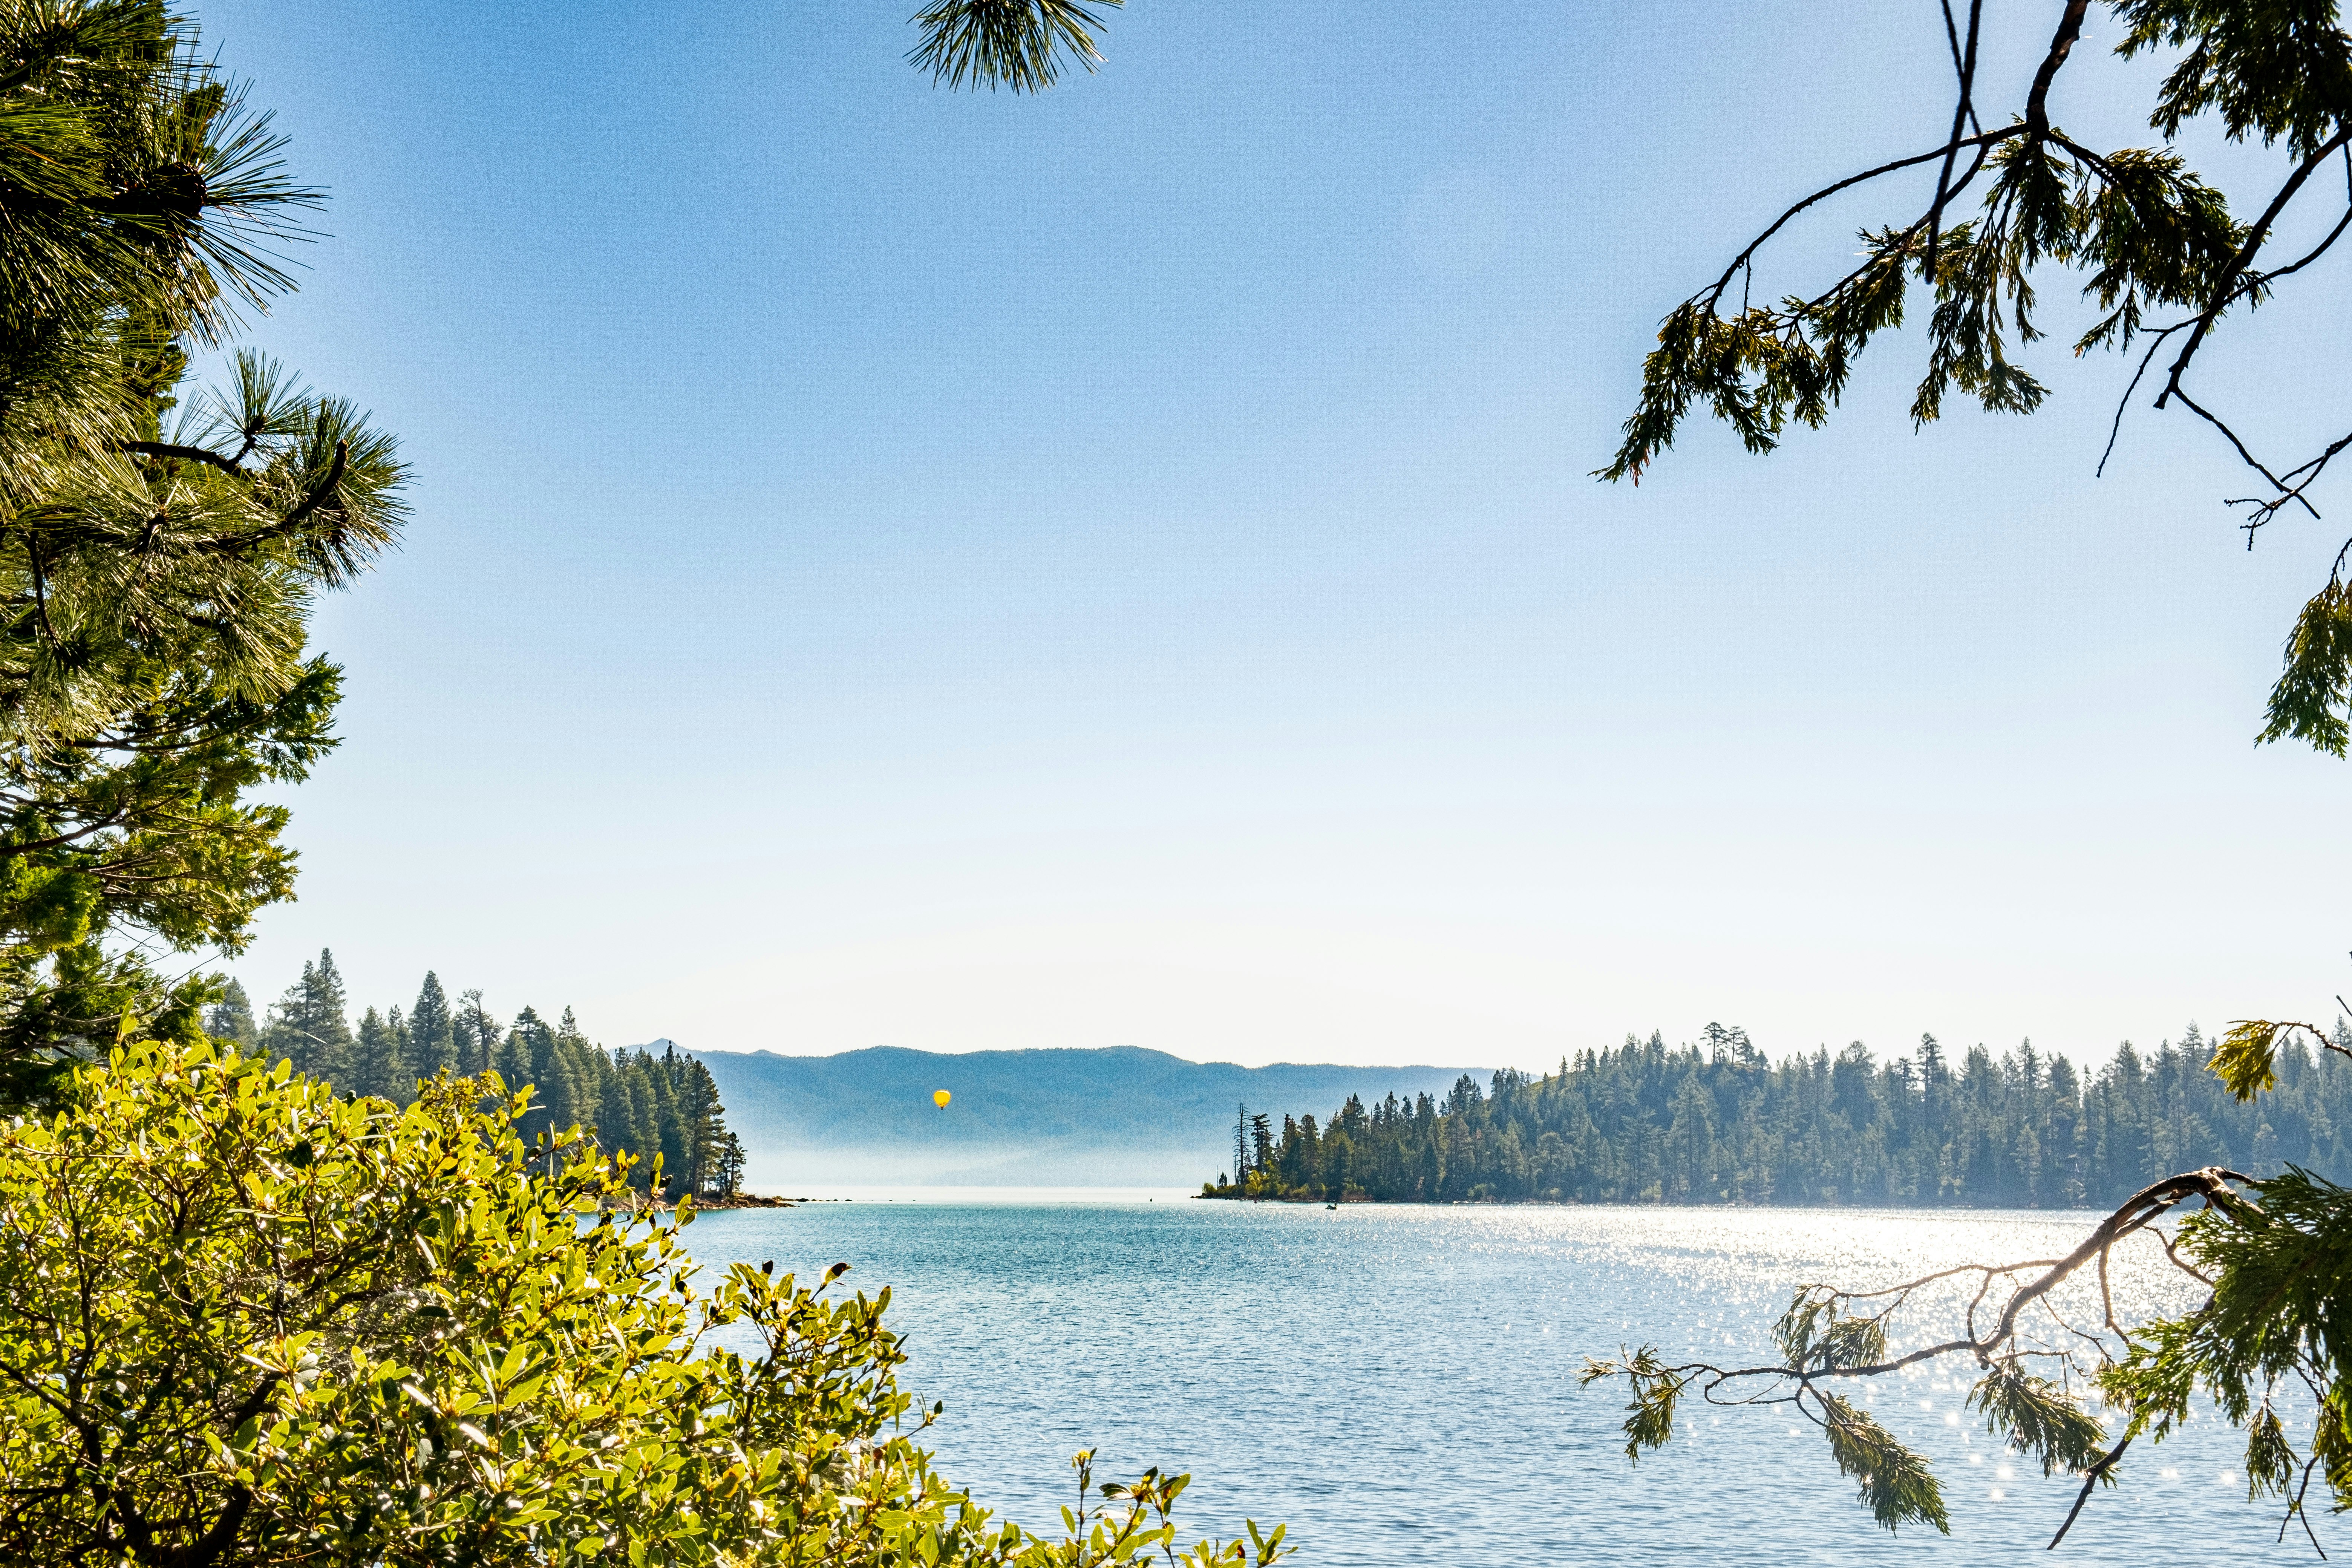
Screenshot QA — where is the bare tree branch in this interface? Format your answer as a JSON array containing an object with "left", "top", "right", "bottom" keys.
[
  {"left": 2048, "top": 1435, "right": 2129, "bottom": 1550},
  {"left": 113, "top": 441, "right": 245, "bottom": 477},
  {"left": 1699, "top": 128, "right": 2028, "bottom": 312},
  {"left": 2024, "top": 0, "right": 2092, "bottom": 141},
  {"left": 1925, "top": 0, "right": 1986, "bottom": 282},
  {"left": 2159, "top": 127, "right": 2352, "bottom": 410}
]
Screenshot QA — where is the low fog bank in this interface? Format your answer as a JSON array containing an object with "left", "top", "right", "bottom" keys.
[{"left": 737, "top": 1142, "right": 1214, "bottom": 1192}]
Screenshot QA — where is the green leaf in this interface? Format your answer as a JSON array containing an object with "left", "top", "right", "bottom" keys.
[
  {"left": 2209, "top": 1020, "right": 2300, "bottom": 1101},
  {"left": 2258, "top": 581, "right": 2352, "bottom": 756},
  {"left": 906, "top": 0, "right": 1120, "bottom": 94},
  {"left": 1819, "top": 1393, "right": 1949, "bottom": 1533},
  {"left": 1967, "top": 1365, "right": 2107, "bottom": 1477}
]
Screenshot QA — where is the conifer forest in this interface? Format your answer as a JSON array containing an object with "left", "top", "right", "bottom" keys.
[
  {"left": 1208, "top": 1024, "right": 2352, "bottom": 1205},
  {"left": 209, "top": 953, "right": 744, "bottom": 1201}
]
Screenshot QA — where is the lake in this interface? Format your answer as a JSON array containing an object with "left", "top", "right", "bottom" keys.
[{"left": 676, "top": 1193, "right": 2320, "bottom": 1566}]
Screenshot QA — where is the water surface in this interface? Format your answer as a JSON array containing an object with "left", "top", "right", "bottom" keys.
[{"left": 679, "top": 1196, "right": 2318, "bottom": 1566}]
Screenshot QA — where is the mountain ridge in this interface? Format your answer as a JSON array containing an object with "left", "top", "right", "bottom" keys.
[{"left": 677, "top": 1041, "right": 1481, "bottom": 1188}]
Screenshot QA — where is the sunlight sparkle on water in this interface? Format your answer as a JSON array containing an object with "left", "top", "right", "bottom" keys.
[{"left": 679, "top": 1200, "right": 2317, "bottom": 1567}]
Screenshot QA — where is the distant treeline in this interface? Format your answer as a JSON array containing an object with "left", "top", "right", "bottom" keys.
[
  {"left": 1204, "top": 1023, "right": 2352, "bottom": 1207},
  {"left": 209, "top": 950, "right": 742, "bottom": 1201}
]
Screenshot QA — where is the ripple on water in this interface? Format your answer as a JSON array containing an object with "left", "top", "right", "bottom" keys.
[{"left": 679, "top": 1200, "right": 2316, "bottom": 1568}]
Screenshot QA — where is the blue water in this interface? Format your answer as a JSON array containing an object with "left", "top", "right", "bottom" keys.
[{"left": 675, "top": 1197, "right": 2322, "bottom": 1566}]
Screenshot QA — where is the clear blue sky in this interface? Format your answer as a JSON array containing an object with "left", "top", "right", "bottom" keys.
[{"left": 204, "top": 0, "right": 2352, "bottom": 1071}]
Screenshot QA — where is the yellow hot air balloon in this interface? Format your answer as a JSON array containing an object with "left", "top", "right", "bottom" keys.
[{"left": 933, "top": 1089, "right": 951, "bottom": 1108}]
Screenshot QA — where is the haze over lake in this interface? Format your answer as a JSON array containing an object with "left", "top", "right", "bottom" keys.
[{"left": 691, "top": 1043, "right": 1476, "bottom": 1188}]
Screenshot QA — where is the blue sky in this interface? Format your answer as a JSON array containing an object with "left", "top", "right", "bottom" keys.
[{"left": 203, "top": 1, "right": 2352, "bottom": 1071}]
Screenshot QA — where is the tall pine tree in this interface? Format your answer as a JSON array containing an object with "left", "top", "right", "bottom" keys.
[
  {"left": 455, "top": 988, "right": 499, "bottom": 1076},
  {"left": 407, "top": 972, "right": 455, "bottom": 1076},
  {"left": 202, "top": 980, "right": 256, "bottom": 1045},
  {"left": 350, "top": 1005, "right": 404, "bottom": 1102},
  {"left": 259, "top": 950, "right": 353, "bottom": 1083}
]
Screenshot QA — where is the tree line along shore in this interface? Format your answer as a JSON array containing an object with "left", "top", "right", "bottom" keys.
[
  {"left": 1202, "top": 1023, "right": 2352, "bottom": 1206},
  {"left": 213, "top": 950, "right": 746, "bottom": 1202}
]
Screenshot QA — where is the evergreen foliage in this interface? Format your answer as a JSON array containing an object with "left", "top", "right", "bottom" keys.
[
  {"left": 456, "top": 987, "right": 498, "bottom": 1077},
  {"left": 351, "top": 1004, "right": 404, "bottom": 1102},
  {"left": 1566, "top": 7, "right": 2352, "bottom": 1545},
  {"left": 200, "top": 976, "right": 254, "bottom": 1043},
  {"left": 245, "top": 950, "right": 745, "bottom": 1203},
  {"left": 1584, "top": 1147, "right": 2350, "bottom": 1546},
  {"left": 906, "top": 0, "right": 1118, "bottom": 93},
  {"left": 1208, "top": 1023, "right": 2352, "bottom": 1206},
  {"left": 0, "top": 1, "right": 408, "bottom": 1105},
  {"left": 256, "top": 947, "right": 352, "bottom": 1084},
  {"left": 1594, "top": 2, "right": 2352, "bottom": 753},
  {"left": 406, "top": 970, "right": 454, "bottom": 1076}
]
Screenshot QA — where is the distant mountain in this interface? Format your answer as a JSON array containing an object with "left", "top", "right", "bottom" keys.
[{"left": 679, "top": 1043, "right": 1479, "bottom": 1190}]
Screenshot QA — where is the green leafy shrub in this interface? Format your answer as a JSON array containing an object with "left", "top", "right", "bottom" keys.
[{"left": 0, "top": 1039, "right": 1288, "bottom": 1566}]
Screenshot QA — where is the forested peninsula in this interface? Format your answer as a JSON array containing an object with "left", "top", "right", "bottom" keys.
[
  {"left": 213, "top": 951, "right": 745, "bottom": 1201},
  {"left": 1204, "top": 1024, "right": 2352, "bottom": 1206}
]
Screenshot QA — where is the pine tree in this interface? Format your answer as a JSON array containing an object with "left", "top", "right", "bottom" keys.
[
  {"left": 492, "top": 1020, "right": 531, "bottom": 1098},
  {"left": 656, "top": 1050, "right": 691, "bottom": 1199},
  {"left": 1591, "top": 3, "right": 2352, "bottom": 760},
  {"left": 351, "top": 1006, "right": 404, "bottom": 1102},
  {"left": 679, "top": 1059, "right": 729, "bottom": 1199},
  {"left": 408, "top": 972, "right": 455, "bottom": 1076},
  {"left": 386, "top": 1005, "right": 411, "bottom": 1092},
  {"left": 712, "top": 1129, "right": 746, "bottom": 1198},
  {"left": 585, "top": 1045, "right": 623, "bottom": 1161},
  {"left": 499, "top": 1005, "right": 580, "bottom": 1151},
  {"left": 306, "top": 951, "right": 355, "bottom": 1084},
  {"left": 257, "top": 963, "right": 310, "bottom": 1074},
  {"left": 553, "top": 1006, "right": 598, "bottom": 1133},
  {"left": 0, "top": 7, "right": 408, "bottom": 1105},
  {"left": 455, "top": 989, "right": 500, "bottom": 1076},
  {"left": 203, "top": 980, "right": 256, "bottom": 1045},
  {"left": 259, "top": 951, "right": 353, "bottom": 1083},
  {"left": 622, "top": 1060, "right": 659, "bottom": 1194}
]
